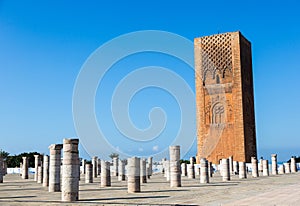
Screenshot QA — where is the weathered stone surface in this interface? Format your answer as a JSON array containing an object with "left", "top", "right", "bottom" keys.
[
  {"left": 43, "top": 155, "right": 49, "bottom": 187},
  {"left": 169, "top": 146, "right": 181, "bottom": 187},
  {"left": 181, "top": 163, "right": 187, "bottom": 176},
  {"left": 200, "top": 158, "right": 209, "bottom": 183},
  {"left": 49, "top": 144, "right": 63, "bottom": 192},
  {"left": 92, "top": 156, "right": 98, "bottom": 178},
  {"left": 221, "top": 158, "right": 230, "bottom": 181},
  {"left": 284, "top": 163, "right": 291, "bottom": 174},
  {"left": 291, "top": 157, "right": 297, "bottom": 173},
  {"left": 34, "top": 155, "right": 41, "bottom": 181},
  {"left": 22, "top": 157, "right": 28, "bottom": 179},
  {"left": 147, "top": 157, "right": 153, "bottom": 178},
  {"left": 140, "top": 159, "right": 147, "bottom": 183},
  {"left": 251, "top": 157, "right": 259, "bottom": 178},
  {"left": 101, "top": 160, "right": 111, "bottom": 187},
  {"left": 239, "top": 162, "right": 247, "bottom": 179},
  {"left": 271, "top": 154, "right": 278, "bottom": 175},
  {"left": 85, "top": 163, "right": 93, "bottom": 183},
  {"left": 118, "top": 160, "right": 125, "bottom": 181},
  {"left": 262, "top": 160, "right": 269, "bottom": 176},
  {"left": 37, "top": 166, "right": 43, "bottom": 183},
  {"left": 188, "top": 157, "right": 195, "bottom": 179},
  {"left": 127, "top": 157, "right": 140, "bottom": 193}
]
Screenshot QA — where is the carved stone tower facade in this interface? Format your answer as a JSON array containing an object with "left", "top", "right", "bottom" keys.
[{"left": 195, "top": 31, "right": 257, "bottom": 164}]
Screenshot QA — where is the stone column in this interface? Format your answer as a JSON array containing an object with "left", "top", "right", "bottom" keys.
[
  {"left": 284, "top": 162, "right": 291, "bottom": 173},
  {"left": 37, "top": 166, "right": 43, "bottom": 183},
  {"left": 188, "top": 157, "right": 195, "bottom": 179},
  {"left": 101, "top": 160, "right": 111, "bottom": 187},
  {"left": 262, "top": 160, "right": 269, "bottom": 176},
  {"left": 85, "top": 163, "right": 93, "bottom": 183},
  {"left": 251, "top": 157, "right": 259, "bottom": 178},
  {"left": 113, "top": 157, "right": 119, "bottom": 176},
  {"left": 169, "top": 146, "right": 181, "bottom": 187},
  {"left": 228, "top": 156, "right": 233, "bottom": 174},
  {"left": 61, "top": 138, "right": 79, "bottom": 202},
  {"left": 200, "top": 158, "right": 209, "bottom": 183},
  {"left": 0, "top": 156, "right": 3, "bottom": 183},
  {"left": 291, "top": 156, "right": 297, "bottom": 173},
  {"left": 140, "top": 159, "right": 147, "bottom": 183},
  {"left": 19, "top": 163, "right": 22, "bottom": 176},
  {"left": 233, "top": 161, "right": 239, "bottom": 175},
  {"left": 34, "top": 155, "right": 41, "bottom": 181},
  {"left": 147, "top": 157, "right": 153, "bottom": 178},
  {"left": 181, "top": 163, "right": 187, "bottom": 176},
  {"left": 271, "top": 154, "right": 278, "bottom": 175},
  {"left": 118, "top": 160, "right": 125, "bottom": 181},
  {"left": 97, "top": 158, "right": 101, "bottom": 175},
  {"left": 165, "top": 160, "right": 170, "bottom": 181},
  {"left": 3, "top": 159, "right": 7, "bottom": 175},
  {"left": 278, "top": 165, "right": 285, "bottom": 174},
  {"left": 239, "top": 162, "right": 247, "bottom": 179},
  {"left": 221, "top": 158, "right": 230, "bottom": 181},
  {"left": 49, "top": 144, "right": 63, "bottom": 192},
  {"left": 92, "top": 156, "right": 98, "bottom": 178},
  {"left": 22, "top": 157, "right": 29, "bottom": 179},
  {"left": 208, "top": 162, "right": 213, "bottom": 177},
  {"left": 127, "top": 157, "right": 140, "bottom": 193},
  {"left": 259, "top": 157, "right": 263, "bottom": 172},
  {"left": 82, "top": 159, "right": 86, "bottom": 174},
  {"left": 43, "top": 155, "right": 49, "bottom": 187}
]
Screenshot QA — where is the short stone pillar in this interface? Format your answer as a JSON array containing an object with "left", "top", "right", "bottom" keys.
[
  {"left": 239, "top": 162, "right": 247, "bottom": 179},
  {"left": 271, "top": 154, "right": 278, "bottom": 175},
  {"left": 165, "top": 160, "right": 170, "bottom": 181},
  {"left": 61, "top": 138, "right": 79, "bottom": 202},
  {"left": 147, "top": 157, "right": 153, "bottom": 178},
  {"left": 200, "top": 158, "right": 209, "bottom": 183},
  {"left": 169, "top": 146, "right": 181, "bottom": 187},
  {"left": 0, "top": 156, "right": 3, "bottom": 183},
  {"left": 228, "top": 156, "right": 233, "bottom": 174},
  {"left": 22, "top": 157, "right": 29, "bottom": 179},
  {"left": 262, "top": 160, "right": 269, "bottom": 176},
  {"left": 19, "top": 163, "right": 22, "bottom": 176},
  {"left": 259, "top": 157, "right": 263, "bottom": 172},
  {"left": 118, "top": 160, "right": 125, "bottom": 181},
  {"left": 113, "top": 157, "right": 119, "bottom": 176},
  {"left": 101, "top": 160, "right": 111, "bottom": 187},
  {"left": 49, "top": 144, "right": 63, "bottom": 192},
  {"left": 82, "top": 159, "right": 86, "bottom": 174},
  {"left": 233, "top": 161, "right": 239, "bottom": 175},
  {"left": 3, "top": 159, "right": 7, "bottom": 175},
  {"left": 251, "top": 157, "right": 259, "bottom": 177},
  {"left": 37, "top": 166, "right": 43, "bottom": 183},
  {"left": 85, "top": 163, "right": 93, "bottom": 183},
  {"left": 208, "top": 162, "right": 213, "bottom": 177},
  {"left": 278, "top": 165, "right": 285, "bottom": 174},
  {"left": 92, "top": 156, "right": 98, "bottom": 178},
  {"left": 181, "top": 163, "right": 187, "bottom": 176},
  {"left": 97, "top": 158, "right": 101, "bottom": 175},
  {"left": 34, "top": 155, "right": 41, "bottom": 181},
  {"left": 188, "top": 157, "right": 195, "bottom": 179},
  {"left": 140, "top": 159, "right": 147, "bottom": 183},
  {"left": 291, "top": 157, "right": 297, "bottom": 173},
  {"left": 284, "top": 163, "right": 291, "bottom": 173},
  {"left": 127, "top": 157, "right": 140, "bottom": 193},
  {"left": 43, "top": 155, "right": 49, "bottom": 187},
  {"left": 221, "top": 158, "right": 230, "bottom": 181}
]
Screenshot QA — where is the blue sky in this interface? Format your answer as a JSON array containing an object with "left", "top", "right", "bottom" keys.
[{"left": 1, "top": 0, "right": 300, "bottom": 162}]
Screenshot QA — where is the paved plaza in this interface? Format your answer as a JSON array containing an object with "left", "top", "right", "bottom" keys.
[{"left": 0, "top": 171, "right": 299, "bottom": 205}]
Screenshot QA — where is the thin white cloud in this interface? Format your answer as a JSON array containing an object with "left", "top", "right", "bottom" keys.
[{"left": 152, "top": 145, "right": 159, "bottom": 151}]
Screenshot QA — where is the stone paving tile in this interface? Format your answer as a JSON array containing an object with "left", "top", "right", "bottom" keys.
[{"left": 0, "top": 172, "right": 299, "bottom": 205}]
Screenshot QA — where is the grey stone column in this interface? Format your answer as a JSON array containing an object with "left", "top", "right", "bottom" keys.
[
  {"left": 82, "top": 159, "right": 86, "bottom": 174},
  {"left": 3, "top": 159, "right": 7, "bottom": 175},
  {"left": 251, "top": 157, "right": 259, "bottom": 178},
  {"left": 147, "top": 156, "right": 153, "bottom": 178},
  {"left": 34, "top": 155, "right": 41, "bottom": 181},
  {"left": 284, "top": 163, "right": 291, "bottom": 173},
  {"left": 233, "top": 161, "right": 239, "bottom": 175},
  {"left": 291, "top": 156, "right": 297, "bottom": 173},
  {"left": 37, "top": 166, "right": 43, "bottom": 183},
  {"left": 200, "top": 158, "right": 209, "bottom": 183},
  {"left": 61, "top": 138, "right": 79, "bottom": 202},
  {"left": 49, "top": 144, "right": 63, "bottom": 192},
  {"left": 169, "top": 146, "right": 181, "bottom": 187},
  {"left": 181, "top": 163, "right": 187, "bottom": 176},
  {"left": 188, "top": 157, "right": 195, "bottom": 179},
  {"left": 113, "top": 157, "right": 119, "bottom": 176},
  {"left": 118, "top": 160, "right": 125, "bottom": 181},
  {"left": 127, "top": 157, "right": 140, "bottom": 193},
  {"left": 101, "top": 160, "right": 111, "bottom": 187},
  {"left": 262, "top": 160, "right": 269, "bottom": 176},
  {"left": 19, "top": 163, "right": 22, "bottom": 176},
  {"left": 0, "top": 156, "right": 3, "bottom": 183},
  {"left": 92, "top": 156, "right": 98, "bottom": 178},
  {"left": 208, "top": 162, "right": 213, "bottom": 177},
  {"left": 239, "top": 162, "right": 247, "bottom": 179},
  {"left": 165, "top": 160, "right": 170, "bottom": 181},
  {"left": 85, "top": 163, "right": 93, "bottom": 183},
  {"left": 140, "top": 159, "right": 147, "bottom": 183},
  {"left": 22, "top": 157, "right": 29, "bottom": 179},
  {"left": 271, "top": 154, "right": 278, "bottom": 175},
  {"left": 221, "top": 158, "right": 230, "bottom": 181},
  {"left": 259, "top": 157, "right": 263, "bottom": 172},
  {"left": 228, "top": 156, "right": 233, "bottom": 174},
  {"left": 43, "top": 155, "right": 49, "bottom": 187},
  {"left": 97, "top": 158, "right": 101, "bottom": 175},
  {"left": 278, "top": 165, "right": 285, "bottom": 174}
]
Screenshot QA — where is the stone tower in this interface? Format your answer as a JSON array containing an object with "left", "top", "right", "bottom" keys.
[{"left": 194, "top": 31, "right": 257, "bottom": 164}]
